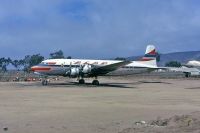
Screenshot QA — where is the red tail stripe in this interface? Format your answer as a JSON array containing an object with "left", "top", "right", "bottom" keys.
[
  {"left": 148, "top": 49, "right": 156, "bottom": 55},
  {"left": 141, "top": 58, "right": 154, "bottom": 61}
]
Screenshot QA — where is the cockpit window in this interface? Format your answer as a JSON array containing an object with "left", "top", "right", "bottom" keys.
[{"left": 38, "top": 62, "right": 48, "bottom": 66}]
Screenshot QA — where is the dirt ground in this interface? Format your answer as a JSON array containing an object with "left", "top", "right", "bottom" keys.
[{"left": 0, "top": 77, "right": 200, "bottom": 133}]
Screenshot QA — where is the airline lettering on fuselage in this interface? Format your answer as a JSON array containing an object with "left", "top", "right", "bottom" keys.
[
  {"left": 101, "top": 62, "right": 108, "bottom": 65},
  {"left": 74, "top": 61, "right": 81, "bottom": 64},
  {"left": 92, "top": 62, "right": 98, "bottom": 65},
  {"left": 48, "top": 62, "right": 56, "bottom": 65},
  {"left": 45, "top": 61, "right": 109, "bottom": 66},
  {"left": 83, "top": 61, "right": 90, "bottom": 64}
]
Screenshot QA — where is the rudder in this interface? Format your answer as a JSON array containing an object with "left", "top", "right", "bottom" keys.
[
  {"left": 141, "top": 45, "right": 157, "bottom": 61},
  {"left": 140, "top": 45, "right": 157, "bottom": 67}
]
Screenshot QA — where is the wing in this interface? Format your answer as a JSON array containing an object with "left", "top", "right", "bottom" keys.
[
  {"left": 90, "top": 61, "right": 131, "bottom": 76},
  {"left": 146, "top": 67, "right": 169, "bottom": 72}
]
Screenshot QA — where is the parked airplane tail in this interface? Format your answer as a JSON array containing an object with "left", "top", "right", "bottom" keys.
[
  {"left": 142, "top": 45, "right": 157, "bottom": 61},
  {"left": 140, "top": 45, "right": 157, "bottom": 67}
]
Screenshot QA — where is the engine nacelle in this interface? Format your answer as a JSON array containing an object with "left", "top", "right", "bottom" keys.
[
  {"left": 82, "top": 64, "right": 92, "bottom": 74},
  {"left": 66, "top": 65, "right": 93, "bottom": 77},
  {"left": 70, "top": 67, "right": 80, "bottom": 76}
]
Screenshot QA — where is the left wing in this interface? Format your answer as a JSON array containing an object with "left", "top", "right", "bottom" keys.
[
  {"left": 90, "top": 61, "right": 131, "bottom": 76},
  {"left": 146, "top": 67, "right": 169, "bottom": 72}
]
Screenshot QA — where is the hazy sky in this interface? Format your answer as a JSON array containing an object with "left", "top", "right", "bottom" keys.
[{"left": 1, "top": 0, "right": 200, "bottom": 59}]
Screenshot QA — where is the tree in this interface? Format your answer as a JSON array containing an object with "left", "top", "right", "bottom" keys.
[
  {"left": 114, "top": 57, "right": 126, "bottom": 60},
  {"left": 11, "top": 59, "right": 25, "bottom": 70},
  {"left": 12, "top": 60, "right": 19, "bottom": 69},
  {"left": 23, "top": 54, "right": 44, "bottom": 72},
  {"left": 66, "top": 56, "right": 72, "bottom": 59},
  {"left": 0, "top": 57, "right": 12, "bottom": 72},
  {"left": 18, "top": 59, "right": 25, "bottom": 70},
  {"left": 50, "top": 50, "right": 64, "bottom": 59},
  {"left": 165, "top": 61, "right": 181, "bottom": 67},
  {"left": 23, "top": 55, "right": 31, "bottom": 72},
  {"left": 29, "top": 54, "right": 44, "bottom": 67}
]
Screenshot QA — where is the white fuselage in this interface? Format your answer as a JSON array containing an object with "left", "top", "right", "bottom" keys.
[
  {"left": 31, "top": 58, "right": 157, "bottom": 76},
  {"left": 42, "top": 59, "right": 121, "bottom": 66}
]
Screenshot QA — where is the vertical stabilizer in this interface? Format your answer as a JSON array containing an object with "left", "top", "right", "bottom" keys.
[{"left": 140, "top": 45, "right": 157, "bottom": 67}]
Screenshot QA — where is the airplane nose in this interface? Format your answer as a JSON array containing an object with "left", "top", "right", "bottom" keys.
[
  {"left": 31, "top": 66, "right": 36, "bottom": 71},
  {"left": 30, "top": 66, "right": 51, "bottom": 71}
]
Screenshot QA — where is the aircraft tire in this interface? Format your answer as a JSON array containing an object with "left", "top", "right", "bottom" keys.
[
  {"left": 79, "top": 79, "right": 85, "bottom": 84},
  {"left": 92, "top": 80, "right": 99, "bottom": 85}
]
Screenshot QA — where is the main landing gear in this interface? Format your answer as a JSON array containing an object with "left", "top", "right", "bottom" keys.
[
  {"left": 78, "top": 79, "right": 85, "bottom": 84},
  {"left": 92, "top": 80, "right": 99, "bottom": 85},
  {"left": 78, "top": 77, "right": 100, "bottom": 85},
  {"left": 92, "top": 76, "right": 99, "bottom": 85},
  {"left": 41, "top": 77, "right": 100, "bottom": 86}
]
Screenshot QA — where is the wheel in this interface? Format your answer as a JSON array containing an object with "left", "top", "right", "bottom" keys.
[
  {"left": 185, "top": 72, "right": 191, "bottom": 78},
  {"left": 92, "top": 80, "right": 99, "bottom": 85},
  {"left": 79, "top": 79, "right": 85, "bottom": 84},
  {"left": 42, "top": 80, "right": 48, "bottom": 86}
]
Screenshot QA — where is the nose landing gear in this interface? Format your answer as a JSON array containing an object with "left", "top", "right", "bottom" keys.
[{"left": 42, "top": 79, "right": 48, "bottom": 86}]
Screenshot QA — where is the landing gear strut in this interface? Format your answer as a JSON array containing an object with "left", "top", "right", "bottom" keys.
[
  {"left": 77, "top": 76, "right": 100, "bottom": 85},
  {"left": 42, "top": 79, "right": 48, "bottom": 86}
]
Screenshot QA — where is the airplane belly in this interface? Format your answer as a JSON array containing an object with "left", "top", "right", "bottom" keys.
[{"left": 51, "top": 67, "right": 70, "bottom": 75}]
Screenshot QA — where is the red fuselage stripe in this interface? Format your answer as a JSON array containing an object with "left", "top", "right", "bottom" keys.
[
  {"left": 148, "top": 49, "right": 156, "bottom": 55},
  {"left": 32, "top": 67, "right": 51, "bottom": 71},
  {"left": 48, "top": 62, "right": 56, "bottom": 65}
]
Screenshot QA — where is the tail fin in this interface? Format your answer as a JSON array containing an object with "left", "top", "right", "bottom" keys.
[
  {"left": 141, "top": 45, "right": 157, "bottom": 61},
  {"left": 140, "top": 45, "right": 157, "bottom": 67}
]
